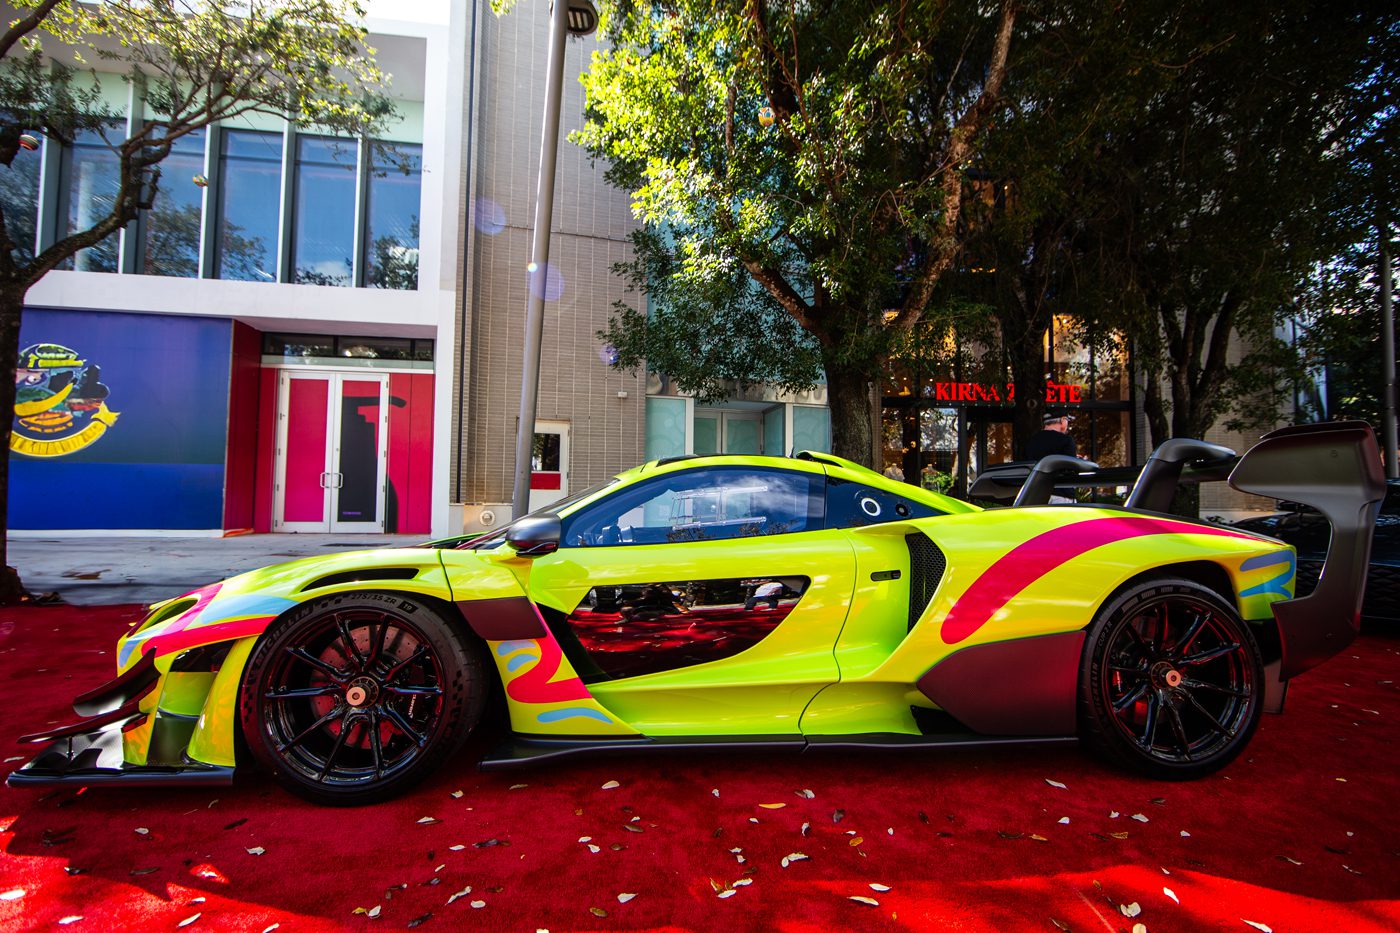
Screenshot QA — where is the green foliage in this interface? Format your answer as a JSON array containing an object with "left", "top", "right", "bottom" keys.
[{"left": 576, "top": 0, "right": 1017, "bottom": 459}]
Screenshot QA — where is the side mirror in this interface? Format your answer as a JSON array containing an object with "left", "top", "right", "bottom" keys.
[{"left": 506, "top": 514, "right": 561, "bottom": 557}]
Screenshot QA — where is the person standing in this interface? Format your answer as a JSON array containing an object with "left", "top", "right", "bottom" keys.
[{"left": 1027, "top": 413, "right": 1077, "bottom": 503}]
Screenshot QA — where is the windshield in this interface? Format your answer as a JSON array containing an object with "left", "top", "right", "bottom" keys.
[{"left": 459, "top": 480, "right": 619, "bottom": 550}]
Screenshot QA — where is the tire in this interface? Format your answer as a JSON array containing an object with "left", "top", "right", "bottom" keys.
[
  {"left": 238, "top": 591, "right": 487, "bottom": 805},
  {"left": 1079, "top": 578, "right": 1264, "bottom": 779}
]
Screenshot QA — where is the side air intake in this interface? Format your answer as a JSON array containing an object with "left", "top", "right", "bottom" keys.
[{"left": 906, "top": 533, "right": 946, "bottom": 631}]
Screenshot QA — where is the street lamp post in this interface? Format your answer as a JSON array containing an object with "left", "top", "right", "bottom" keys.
[{"left": 510, "top": 0, "right": 598, "bottom": 521}]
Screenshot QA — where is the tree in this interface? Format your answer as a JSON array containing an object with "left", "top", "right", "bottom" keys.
[
  {"left": 0, "top": 0, "right": 394, "bottom": 602},
  {"left": 577, "top": 0, "right": 1015, "bottom": 464},
  {"left": 1074, "top": 2, "right": 1396, "bottom": 476}
]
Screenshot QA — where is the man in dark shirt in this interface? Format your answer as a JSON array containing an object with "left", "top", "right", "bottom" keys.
[
  {"left": 1028, "top": 413, "right": 1076, "bottom": 460},
  {"left": 1027, "top": 413, "right": 1077, "bottom": 502}
]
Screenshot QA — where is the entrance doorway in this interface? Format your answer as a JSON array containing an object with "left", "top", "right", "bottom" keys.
[
  {"left": 963, "top": 410, "right": 1015, "bottom": 486},
  {"left": 528, "top": 420, "right": 570, "bottom": 513},
  {"left": 694, "top": 410, "right": 763, "bottom": 455},
  {"left": 274, "top": 371, "right": 389, "bottom": 532}
]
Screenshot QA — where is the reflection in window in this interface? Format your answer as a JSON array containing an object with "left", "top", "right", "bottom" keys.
[
  {"left": 364, "top": 142, "right": 421, "bottom": 289},
  {"left": 292, "top": 135, "right": 356, "bottom": 286},
  {"left": 214, "top": 129, "right": 280, "bottom": 281},
  {"left": 562, "top": 468, "right": 820, "bottom": 546},
  {"left": 59, "top": 123, "right": 124, "bottom": 272},
  {"left": 141, "top": 128, "right": 205, "bottom": 277},
  {"left": 0, "top": 131, "right": 42, "bottom": 264}
]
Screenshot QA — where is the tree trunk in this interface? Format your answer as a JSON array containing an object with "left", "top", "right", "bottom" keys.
[
  {"left": 825, "top": 359, "right": 876, "bottom": 467},
  {"left": 1007, "top": 326, "right": 1048, "bottom": 460},
  {"left": 0, "top": 285, "right": 27, "bottom": 603}
]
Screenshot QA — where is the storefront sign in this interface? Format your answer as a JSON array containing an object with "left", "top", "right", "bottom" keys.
[{"left": 932, "top": 381, "right": 1084, "bottom": 404}]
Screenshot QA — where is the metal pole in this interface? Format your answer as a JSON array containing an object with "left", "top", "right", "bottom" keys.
[
  {"left": 511, "top": 0, "right": 570, "bottom": 519},
  {"left": 1381, "top": 218, "right": 1397, "bottom": 479}
]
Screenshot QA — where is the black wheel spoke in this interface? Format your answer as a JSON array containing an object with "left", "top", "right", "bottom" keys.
[
  {"left": 265, "top": 684, "right": 340, "bottom": 700},
  {"left": 1109, "top": 663, "right": 1147, "bottom": 675},
  {"left": 1181, "top": 689, "right": 1233, "bottom": 736},
  {"left": 1165, "top": 704, "right": 1193, "bottom": 760},
  {"left": 383, "top": 644, "right": 430, "bottom": 684},
  {"left": 1180, "top": 643, "right": 1240, "bottom": 666},
  {"left": 365, "top": 620, "right": 390, "bottom": 667},
  {"left": 384, "top": 684, "right": 442, "bottom": 697},
  {"left": 316, "top": 716, "right": 353, "bottom": 782},
  {"left": 382, "top": 705, "right": 429, "bottom": 747},
  {"left": 1180, "top": 676, "right": 1249, "bottom": 698},
  {"left": 275, "top": 707, "right": 341, "bottom": 754},
  {"left": 1173, "top": 611, "right": 1210, "bottom": 659},
  {"left": 1113, "top": 680, "right": 1149, "bottom": 712},
  {"left": 368, "top": 710, "right": 385, "bottom": 779},
  {"left": 335, "top": 616, "right": 364, "bottom": 667},
  {"left": 286, "top": 646, "right": 344, "bottom": 683},
  {"left": 1138, "top": 693, "right": 1161, "bottom": 750}
]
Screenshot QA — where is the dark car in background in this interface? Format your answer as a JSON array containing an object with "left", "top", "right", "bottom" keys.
[{"left": 1233, "top": 478, "right": 1399, "bottom": 623}]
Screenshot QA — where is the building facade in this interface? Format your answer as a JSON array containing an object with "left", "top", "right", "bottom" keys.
[{"left": 7, "top": 3, "right": 465, "bottom": 536}]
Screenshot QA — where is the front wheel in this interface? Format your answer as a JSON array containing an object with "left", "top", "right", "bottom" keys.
[
  {"left": 238, "top": 592, "right": 487, "bottom": 805},
  {"left": 1079, "top": 578, "right": 1264, "bottom": 779}
]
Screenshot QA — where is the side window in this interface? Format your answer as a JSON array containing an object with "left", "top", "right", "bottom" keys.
[
  {"left": 824, "top": 477, "right": 942, "bottom": 529},
  {"left": 562, "top": 468, "right": 821, "bottom": 547}
]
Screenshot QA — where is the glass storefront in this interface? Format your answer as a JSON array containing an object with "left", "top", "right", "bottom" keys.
[{"left": 881, "top": 317, "right": 1134, "bottom": 496}]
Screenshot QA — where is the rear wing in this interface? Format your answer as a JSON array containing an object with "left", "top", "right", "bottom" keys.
[{"left": 970, "top": 420, "right": 1386, "bottom": 679}]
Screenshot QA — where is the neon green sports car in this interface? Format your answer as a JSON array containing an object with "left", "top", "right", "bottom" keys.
[{"left": 10, "top": 422, "right": 1385, "bottom": 805}]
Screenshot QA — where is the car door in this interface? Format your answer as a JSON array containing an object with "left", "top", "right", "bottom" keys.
[{"left": 523, "top": 463, "right": 857, "bottom": 736}]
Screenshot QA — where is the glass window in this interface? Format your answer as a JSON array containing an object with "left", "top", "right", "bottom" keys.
[
  {"left": 215, "top": 129, "right": 282, "bottom": 282},
  {"left": 825, "top": 477, "right": 942, "bottom": 529},
  {"left": 561, "top": 467, "right": 822, "bottom": 547},
  {"left": 763, "top": 406, "right": 784, "bottom": 456},
  {"left": 0, "top": 130, "right": 42, "bottom": 264},
  {"left": 59, "top": 122, "right": 124, "bottom": 272},
  {"left": 791, "top": 405, "right": 830, "bottom": 453},
  {"left": 364, "top": 142, "right": 421, "bottom": 290},
  {"left": 1094, "top": 332, "right": 1131, "bottom": 401},
  {"left": 291, "top": 135, "right": 356, "bottom": 286},
  {"left": 645, "top": 397, "right": 687, "bottom": 460},
  {"left": 140, "top": 128, "right": 205, "bottom": 277}
]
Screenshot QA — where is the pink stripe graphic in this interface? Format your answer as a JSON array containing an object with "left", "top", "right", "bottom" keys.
[
  {"left": 505, "top": 633, "right": 591, "bottom": 705},
  {"left": 939, "top": 516, "right": 1255, "bottom": 645}
]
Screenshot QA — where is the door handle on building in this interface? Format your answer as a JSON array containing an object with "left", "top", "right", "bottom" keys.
[{"left": 318, "top": 472, "right": 345, "bottom": 489}]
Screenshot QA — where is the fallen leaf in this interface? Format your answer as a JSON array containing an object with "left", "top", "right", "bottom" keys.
[
  {"left": 0, "top": 890, "right": 23, "bottom": 901},
  {"left": 470, "top": 900, "right": 485, "bottom": 909},
  {"left": 1134, "top": 925, "right": 1148, "bottom": 933},
  {"left": 579, "top": 836, "right": 593, "bottom": 843},
  {"left": 997, "top": 831, "right": 1023, "bottom": 839},
  {"left": 368, "top": 906, "right": 381, "bottom": 919},
  {"left": 1277, "top": 855, "right": 1303, "bottom": 866},
  {"left": 801, "top": 822, "right": 810, "bottom": 836},
  {"left": 473, "top": 839, "right": 500, "bottom": 848},
  {"left": 417, "top": 817, "right": 440, "bottom": 825},
  {"left": 797, "top": 788, "right": 815, "bottom": 798},
  {"left": 246, "top": 846, "right": 265, "bottom": 856},
  {"left": 1132, "top": 813, "right": 1150, "bottom": 823},
  {"left": 712, "top": 788, "right": 720, "bottom": 797},
  {"left": 601, "top": 780, "right": 620, "bottom": 790},
  {"left": 1181, "top": 830, "right": 1192, "bottom": 837},
  {"left": 733, "top": 879, "right": 753, "bottom": 887},
  {"left": 1343, "top": 865, "right": 1364, "bottom": 875},
  {"left": 587, "top": 845, "right": 600, "bottom": 854},
  {"left": 850, "top": 836, "right": 864, "bottom": 846},
  {"left": 781, "top": 852, "right": 808, "bottom": 868},
  {"left": 848, "top": 896, "right": 880, "bottom": 906},
  {"left": 1121, "top": 902, "right": 1141, "bottom": 917},
  {"left": 129, "top": 868, "right": 159, "bottom": 876},
  {"left": 1164, "top": 886, "right": 1179, "bottom": 903},
  {"left": 134, "top": 827, "right": 150, "bottom": 836},
  {"left": 833, "top": 809, "right": 845, "bottom": 823},
  {"left": 446, "top": 886, "right": 473, "bottom": 905},
  {"left": 448, "top": 845, "right": 465, "bottom": 851},
  {"left": 1046, "top": 779, "right": 1067, "bottom": 789},
  {"left": 1151, "top": 797, "right": 1167, "bottom": 805},
  {"left": 352, "top": 908, "right": 367, "bottom": 915},
  {"left": 407, "top": 914, "right": 432, "bottom": 928},
  {"left": 223, "top": 818, "right": 247, "bottom": 830},
  {"left": 178, "top": 914, "right": 201, "bottom": 928},
  {"left": 1058, "top": 817, "right": 1071, "bottom": 824},
  {"left": 717, "top": 889, "right": 736, "bottom": 899},
  {"left": 870, "top": 883, "right": 891, "bottom": 892},
  {"left": 59, "top": 919, "right": 83, "bottom": 927},
  {"left": 1030, "top": 834, "right": 1048, "bottom": 842},
  {"left": 887, "top": 827, "right": 894, "bottom": 836},
  {"left": 590, "top": 907, "right": 608, "bottom": 917},
  {"left": 1242, "top": 922, "right": 1273, "bottom": 933},
  {"left": 623, "top": 824, "right": 644, "bottom": 833},
  {"left": 1109, "top": 832, "right": 1130, "bottom": 840},
  {"left": 451, "top": 790, "right": 464, "bottom": 799},
  {"left": 618, "top": 893, "right": 636, "bottom": 903},
  {"left": 1110, "top": 811, "right": 1121, "bottom": 818},
  {"left": 1050, "top": 920, "right": 1070, "bottom": 932},
  {"left": 759, "top": 803, "right": 786, "bottom": 809}
]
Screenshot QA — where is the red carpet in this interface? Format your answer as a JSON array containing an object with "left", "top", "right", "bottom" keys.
[{"left": 2, "top": 604, "right": 1398, "bottom": 931}]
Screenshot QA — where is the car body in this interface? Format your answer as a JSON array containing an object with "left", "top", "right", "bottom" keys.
[
  {"left": 10, "top": 422, "right": 1385, "bottom": 804},
  {"left": 1231, "top": 478, "right": 1399, "bottom": 623}
]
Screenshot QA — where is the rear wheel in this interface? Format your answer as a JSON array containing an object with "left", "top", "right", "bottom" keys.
[
  {"left": 238, "top": 592, "right": 486, "bottom": 805},
  {"left": 1079, "top": 578, "right": 1263, "bottom": 779}
]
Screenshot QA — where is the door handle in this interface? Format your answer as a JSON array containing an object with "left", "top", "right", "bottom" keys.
[
  {"left": 328, "top": 472, "right": 344, "bottom": 488},
  {"left": 319, "top": 471, "right": 330, "bottom": 488}
]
